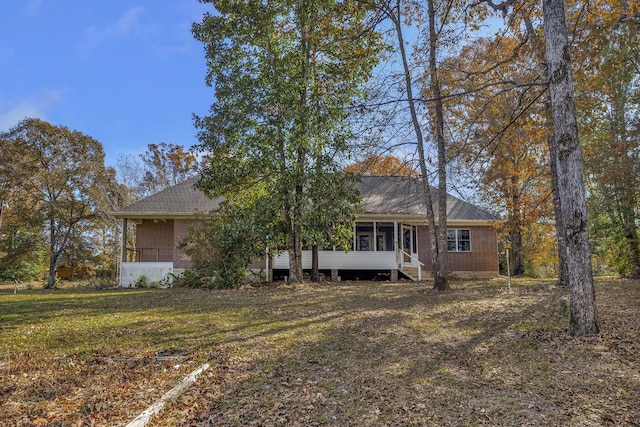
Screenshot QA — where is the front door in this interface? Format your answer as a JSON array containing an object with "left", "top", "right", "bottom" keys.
[{"left": 402, "top": 225, "right": 412, "bottom": 263}]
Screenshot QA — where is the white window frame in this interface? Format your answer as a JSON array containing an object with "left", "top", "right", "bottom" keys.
[{"left": 447, "top": 229, "right": 471, "bottom": 252}]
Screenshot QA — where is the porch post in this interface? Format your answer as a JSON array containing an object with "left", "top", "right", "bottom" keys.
[
  {"left": 121, "top": 218, "right": 128, "bottom": 262},
  {"left": 353, "top": 224, "right": 356, "bottom": 251},
  {"left": 394, "top": 221, "right": 398, "bottom": 267},
  {"left": 373, "top": 221, "right": 377, "bottom": 252}
]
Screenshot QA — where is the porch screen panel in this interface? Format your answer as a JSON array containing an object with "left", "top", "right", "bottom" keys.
[
  {"left": 376, "top": 222, "right": 394, "bottom": 251},
  {"left": 355, "top": 222, "right": 374, "bottom": 251}
]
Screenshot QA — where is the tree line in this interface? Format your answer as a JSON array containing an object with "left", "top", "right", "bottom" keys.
[{"left": 0, "top": 120, "right": 197, "bottom": 289}]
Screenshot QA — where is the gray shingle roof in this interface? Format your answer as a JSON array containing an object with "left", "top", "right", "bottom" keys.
[
  {"left": 357, "top": 176, "right": 497, "bottom": 221},
  {"left": 113, "top": 175, "right": 496, "bottom": 222},
  {"left": 112, "top": 176, "right": 221, "bottom": 218}
]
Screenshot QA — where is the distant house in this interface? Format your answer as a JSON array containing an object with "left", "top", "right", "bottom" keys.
[
  {"left": 112, "top": 176, "right": 499, "bottom": 287},
  {"left": 56, "top": 264, "right": 94, "bottom": 281}
]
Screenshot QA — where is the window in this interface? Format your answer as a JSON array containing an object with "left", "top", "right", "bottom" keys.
[
  {"left": 355, "top": 222, "right": 374, "bottom": 251},
  {"left": 376, "top": 222, "right": 394, "bottom": 251},
  {"left": 447, "top": 229, "right": 471, "bottom": 252},
  {"left": 358, "top": 233, "right": 373, "bottom": 251}
]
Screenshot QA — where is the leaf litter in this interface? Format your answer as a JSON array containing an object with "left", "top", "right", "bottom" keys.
[{"left": 1, "top": 279, "right": 639, "bottom": 426}]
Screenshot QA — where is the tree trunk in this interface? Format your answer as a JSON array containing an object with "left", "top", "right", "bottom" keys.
[
  {"left": 427, "top": 0, "right": 449, "bottom": 291},
  {"left": 288, "top": 223, "right": 304, "bottom": 283},
  {"left": 543, "top": 0, "right": 598, "bottom": 336},
  {"left": 311, "top": 245, "right": 320, "bottom": 282},
  {"left": 46, "top": 254, "right": 57, "bottom": 289},
  {"left": 46, "top": 218, "right": 57, "bottom": 289},
  {"left": 548, "top": 125, "right": 569, "bottom": 287},
  {"left": 509, "top": 229, "right": 525, "bottom": 276},
  {"left": 385, "top": 0, "right": 447, "bottom": 290}
]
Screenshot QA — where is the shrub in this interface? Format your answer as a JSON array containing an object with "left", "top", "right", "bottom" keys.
[
  {"left": 179, "top": 207, "right": 268, "bottom": 289},
  {"left": 134, "top": 274, "right": 149, "bottom": 288}
]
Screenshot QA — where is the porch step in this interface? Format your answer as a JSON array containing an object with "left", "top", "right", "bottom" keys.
[{"left": 399, "top": 266, "right": 426, "bottom": 281}]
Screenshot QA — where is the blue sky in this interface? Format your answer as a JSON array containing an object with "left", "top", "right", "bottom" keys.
[{"left": 1, "top": 1, "right": 213, "bottom": 166}]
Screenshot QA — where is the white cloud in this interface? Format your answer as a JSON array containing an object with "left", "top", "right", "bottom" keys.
[
  {"left": 0, "top": 90, "right": 63, "bottom": 131},
  {"left": 80, "top": 7, "right": 146, "bottom": 51}
]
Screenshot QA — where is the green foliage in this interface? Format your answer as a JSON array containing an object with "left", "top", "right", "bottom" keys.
[
  {"left": 169, "top": 270, "right": 205, "bottom": 288},
  {"left": 303, "top": 171, "right": 362, "bottom": 251},
  {"left": 0, "top": 222, "right": 47, "bottom": 281},
  {"left": 0, "top": 118, "right": 119, "bottom": 289},
  {"left": 180, "top": 199, "right": 275, "bottom": 288},
  {"left": 134, "top": 274, "right": 149, "bottom": 288},
  {"left": 0, "top": 260, "right": 45, "bottom": 282},
  {"left": 589, "top": 212, "right": 635, "bottom": 277},
  {"left": 193, "top": 0, "right": 382, "bottom": 281},
  {"left": 573, "top": 1, "right": 640, "bottom": 279}
]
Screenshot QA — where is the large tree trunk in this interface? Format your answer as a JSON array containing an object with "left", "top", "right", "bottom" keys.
[
  {"left": 287, "top": 235, "right": 304, "bottom": 283},
  {"left": 543, "top": 0, "right": 598, "bottom": 336},
  {"left": 46, "top": 218, "right": 57, "bottom": 289},
  {"left": 288, "top": 183, "right": 305, "bottom": 283},
  {"left": 548, "top": 126, "right": 569, "bottom": 287},
  {"left": 45, "top": 257, "right": 56, "bottom": 289},
  {"left": 509, "top": 229, "right": 525, "bottom": 276},
  {"left": 287, "top": 219, "right": 304, "bottom": 284}
]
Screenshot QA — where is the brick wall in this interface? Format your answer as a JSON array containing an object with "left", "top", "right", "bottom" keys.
[
  {"left": 133, "top": 218, "right": 498, "bottom": 277},
  {"left": 173, "top": 219, "right": 193, "bottom": 269},
  {"left": 418, "top": 225, "right": 498, "bottom": 275},
  {"left": 135, "top": 219, "right": 174, "bottom": 262}
]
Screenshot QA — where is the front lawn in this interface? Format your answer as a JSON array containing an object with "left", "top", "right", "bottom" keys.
[{"left": 1, "top": 279, "right": 638, "bottom": 426}]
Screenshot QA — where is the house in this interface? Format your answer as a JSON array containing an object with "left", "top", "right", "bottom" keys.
[
  {"left": 112, "top": 176, "right": 499, "bottom": 287},
  {"left": 56, "top": 264, "right": 94, "bottom": 281}
]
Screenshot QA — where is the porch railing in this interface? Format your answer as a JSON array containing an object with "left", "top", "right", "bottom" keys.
[
  {"left": 398, "top": 249, "right": 425, "bottom": 281},
  {"left": 126, "top": 247, "right": 173, "bottom": 263}
]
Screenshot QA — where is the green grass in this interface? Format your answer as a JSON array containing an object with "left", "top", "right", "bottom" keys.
[{"left": 1, "top": 278, "right": 639, "bottom": 426}]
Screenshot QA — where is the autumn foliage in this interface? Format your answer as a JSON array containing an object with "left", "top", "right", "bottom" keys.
[{"left": 344, "top": 155, "right": 418, "bottom": 176}]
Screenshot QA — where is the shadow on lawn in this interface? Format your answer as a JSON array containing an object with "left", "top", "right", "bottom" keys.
[{"left": 172, "top": 283, "right": 571, "bottom": 425}]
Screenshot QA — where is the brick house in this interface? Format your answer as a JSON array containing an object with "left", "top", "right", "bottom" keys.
[{"left": 112, "top": 176, "right": 499, "bottom": 287}]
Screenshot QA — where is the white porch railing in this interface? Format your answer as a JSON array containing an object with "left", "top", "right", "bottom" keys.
[
  {"left": 272, "top": 249, "right": 424, "bottom": 280},
  {"left": 398, "top": 250, "right": 425, "bottom": 281},
  {"left": 272, "top": 250, "right": 397, "bottom": 270}
]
